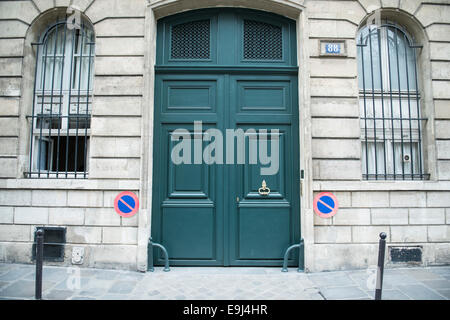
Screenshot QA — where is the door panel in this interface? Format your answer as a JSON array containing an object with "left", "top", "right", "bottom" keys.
[
  {"left": 152, "top": 74, "right": 225, "bottom": 265},
  {"left": 237, "top": 206, "right": 291, "bottom": 260},
  {"left": 229, "top": 75, "right": 299, "bottom": 265}
]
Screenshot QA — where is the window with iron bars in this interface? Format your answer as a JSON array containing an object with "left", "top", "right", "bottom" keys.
[
  {"left": 28, "top": 18, "right": 95, "bottom": 178},
  {"left": 357, "top": 22, "right": 428, "bottom": 180}
]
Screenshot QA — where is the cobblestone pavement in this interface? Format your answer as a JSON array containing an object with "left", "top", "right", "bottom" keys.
[{"left": 0, "top": 263, "right": 449, "bottom": 300}]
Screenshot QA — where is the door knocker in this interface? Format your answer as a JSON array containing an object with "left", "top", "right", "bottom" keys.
[{"left": 258, "top": 180, "right": 270, "bottom": 196}]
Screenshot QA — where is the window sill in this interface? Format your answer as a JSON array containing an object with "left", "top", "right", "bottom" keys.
[
  {"left": 0, "top": 178, "right": 140, "bottom": 190},
  {"left": 313, "top": 180, "right": 450, "bottom": 191}
]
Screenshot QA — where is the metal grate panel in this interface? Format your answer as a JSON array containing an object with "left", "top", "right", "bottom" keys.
[
  {"left": 171, "top": 20, "right": 210, "bottom": 59},
  {"left": 243, "top": 20, "right": 282, "bottom": 60},
  {"left": 32, "top": 227, "right": 66, "bottom": 262}
]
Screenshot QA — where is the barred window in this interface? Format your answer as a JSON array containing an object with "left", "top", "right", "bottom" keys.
[
  {"left": 29, "top": 19, "right": 95, "bottom": 178},
  {"left": 357, "top": 23, "right": 427, "bottom": 180}
]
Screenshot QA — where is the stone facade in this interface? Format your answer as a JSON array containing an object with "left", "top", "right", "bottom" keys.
[{"left": 0, "top": 0, "right": 449, "bottom": 272}]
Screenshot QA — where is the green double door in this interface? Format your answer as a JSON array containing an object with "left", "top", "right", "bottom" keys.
[{"left": 151, "top": 8, "right": 301, "bottom": 267}]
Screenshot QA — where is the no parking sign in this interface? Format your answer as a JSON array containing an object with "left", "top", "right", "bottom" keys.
[
  {"left": 114, "top": 191, "right": 139, "bottom": 218},
  {"left": 313, "top": 192, "right": 339, "bottom": 218}
]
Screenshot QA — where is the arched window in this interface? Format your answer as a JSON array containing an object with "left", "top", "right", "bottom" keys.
[
  {"left": 29, "top": 17, "right": 95, "bottom": 178},
  {"left": 357, "top": 22, "right": 426, "bottom": 180}
]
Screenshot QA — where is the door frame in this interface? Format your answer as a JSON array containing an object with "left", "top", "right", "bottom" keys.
[{"left": 136, "top": 1, "right": 314, "bottom": 272}]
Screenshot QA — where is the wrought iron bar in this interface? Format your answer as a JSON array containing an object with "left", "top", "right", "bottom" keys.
[
  {"left": 65, "top": 27, "right": 76, "bottom": 178},
  {"left": 358, "top": 34, "right": 370, "bottom": 178},
  {"left": 403, "top": 33, "right": 415, "bottom": 179},
  {"left": 47, "top": 23, "right": 59, "bottom": 178},
  {"left": 368, "top": 27, "right": 378, "bottom": 178},
  {"left": 394, "top": 27, "right": 405, "bottom": 179},
  {"left": 386, "top": 27, "right": 397, "bottom": 179},
  {"left": 29, "top": 43, "right": 40, "bottom": 178},
  {"left": 412, "top": 43, "right": 423, "bottom": 180},
  {"left": 56, "top": 20, "right": 68, "bottom": 178},
  {"left": 377, "top": 27, "right": 387, "bottom": 179},
  {"left": 84, "top": 38, "right": 94, "bottom": 178},
  {"left": 38, "top": 35, "right": 49, "bottom": 177},
  {"left": 74, "top": 25, "right": 84, "bottom": 178}
]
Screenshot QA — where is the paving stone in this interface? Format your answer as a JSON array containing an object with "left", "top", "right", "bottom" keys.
[
  {"left": 71, "top": 296, "right": 97, "bottom": 300},
  {"left": 420, "top": 279, "right": 450, "bottom": 290},
  {"left": 43, "top": 289, "right": 74, "bottom": 300},
  {"left": 78, "top": 279, "right": 113, "bottom": 296},
  {"left": 0, "top": 280, "right": 56, "bottom": 299},
  {"left": 404, "top": 269, "right": 445, "bottom": 281},
  {"left": 365, "top": 289, "right": 411, "bottom": 300},
  {"left": 319, "top": 286, "right": 370, "bottom": 300},
  {"left": 0, "top": 266, "right": 34, "bottom": 282},
  {"left": 24, "top": 267, "right": 69, "bottom": 283},
  {"left": 308, "top": 272, "right": 357, "bottom": 287},
  {"left": 102, "top": 294, "right": 131, "bottom": 300},
  {"left": 396, "top": 284, "right": 446, "bottom": 300},
  {"left": 53, "top": 277, "right": 90, "bottom": 290},
  {"left": 436, "top": 289, "right": 450, "bottom": 299},
  {"left": 0, "top": 264, "right": 14, "bottom": 275},
  {"left": 383, "top": 273, "right": 418, "bottom": 286},
  {"left": 428, "top": 267, "right": 450, "bottom": 276},
  {"left": 94, "top": 270, "right": 120, "bottom": 280},
  {"left": 116, "top": 271, "right": 145, "bottom": 281},
  {"left": 108, "top": 280, "right": 137, "bottom": 294},
  {"left": 347, "top": 271, "right": 394, "bottom": 290},
  {"left": 0, "top": 263, "right": 449, "bottom": 300}
]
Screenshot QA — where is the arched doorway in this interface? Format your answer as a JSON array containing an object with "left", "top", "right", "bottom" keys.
[{"left": 150, "top": 8, "right": 301, "bottom": 267}]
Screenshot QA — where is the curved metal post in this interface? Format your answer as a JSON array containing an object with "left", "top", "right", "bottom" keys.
[
  {"left": 281, "top": 244, "right": 300, "bottom": 272},
  {"left": 281, "top": 239, "right": 304, "bottom": 272},
  {"left": 148, "top": 238, "right": 170, "bottom": 272}
]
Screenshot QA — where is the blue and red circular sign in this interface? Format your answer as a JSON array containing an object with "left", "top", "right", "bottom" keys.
[
  {"left": 313, "top": 192, "right": 339, "bottom": 218},
  {"left": 114, "top": 191, "right": 139, "bottom": 218}
]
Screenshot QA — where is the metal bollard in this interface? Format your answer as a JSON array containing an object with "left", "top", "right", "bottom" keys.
[
  {"left": 281, "top": 239, "right": 304, "bottom": 272},
  {"left": 148, "top": 238, "right": 170, "bottom": 272},
  {"left": 35, "top": 229, "right": 44, "bottom": 300},
  {"left": 375, "top": 232, "right": 387, "bottom": 300}
]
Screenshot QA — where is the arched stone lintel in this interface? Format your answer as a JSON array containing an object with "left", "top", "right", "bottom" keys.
[{"left": 148, "top": 0, "right": 305, "bottom": 20}]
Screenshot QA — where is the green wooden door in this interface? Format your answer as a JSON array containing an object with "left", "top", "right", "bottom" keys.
[{"left": 150, "top": 8, "right": 301, "bottom": 267}]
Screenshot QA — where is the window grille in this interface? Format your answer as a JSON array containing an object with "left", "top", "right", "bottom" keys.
[
  {"left": 28, "top": 18, "right": 95, "bottom": 178},
  {"left": 170, "top": 19, "right": 210, "bottom": 59},
  {"left": 243, "top": 20, "right": 282, "bottom": 60},
  {"left": 357, "top": 23, "right": 427, "bottom": 180}
]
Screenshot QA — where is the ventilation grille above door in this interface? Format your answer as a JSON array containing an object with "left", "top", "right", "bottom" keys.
[
  {"left": 243, "top": 20, "right": 282, "bottom": 60},
  {"left": 171, "top": 19, "right": 211, "bottom": 60}
]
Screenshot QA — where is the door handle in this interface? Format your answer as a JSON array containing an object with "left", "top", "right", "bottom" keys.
[{"left": 258, "top": 180, "right": 270, "bottom": 196}]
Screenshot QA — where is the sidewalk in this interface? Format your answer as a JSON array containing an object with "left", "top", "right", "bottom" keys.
[{"left": 0, "top": 263, "right": 449, "bottom": 300}]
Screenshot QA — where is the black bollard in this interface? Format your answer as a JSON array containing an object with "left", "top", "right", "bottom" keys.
[
  {"left": 35, "top": 229, "right": 44, "bottom": 300},
  {"left": 375, "top": 232, "right": 387, "bottom": 300}
]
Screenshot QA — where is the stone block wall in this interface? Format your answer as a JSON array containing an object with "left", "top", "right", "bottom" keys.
[
  {"left": 0, "top": 0, "right": 146, "bottom": 270},
  {"left": 307, "top": 0, "right": 450, "bottom": 271},
  {"left": 0, "top": 0, "right": 448, "bottom": 272}
]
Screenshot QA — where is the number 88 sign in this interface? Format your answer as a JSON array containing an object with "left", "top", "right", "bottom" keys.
[{"left": 326, "top": 43, "right": 341, "bottom": 54}]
